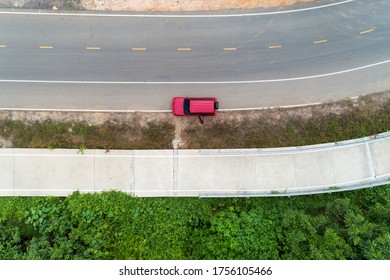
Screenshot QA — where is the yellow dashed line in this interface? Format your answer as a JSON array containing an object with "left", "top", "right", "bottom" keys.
[
  {"left": 86, "top": 47, "right": 101, "bottom": 51},
  {"left": 0, "top": 45, "right": 6, "bottom": 48},
  {"left": 223, "top": 48, "right": 237, "bottom": 51},
  {"left": 268, "top": 45, "right": 282, "bottom": 49},
  {"left": 132, "top": 48, "right": 147, "bottom": 51},
  {"left": 313, "top": 39, "right": 328, "bottom": 44},
  {"left": 178, "top": 48, "right": 192, "bottom": 51},
  {"left": 39, "top": 45, "right": 54, "bottom": 49},
  {"left": 360, "top": 28, "right": 374, "bottom": 35}
]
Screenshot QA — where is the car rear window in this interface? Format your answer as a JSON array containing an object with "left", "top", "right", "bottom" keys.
[{"left": 184, "top": 99, "right": 190, "bottom": 115}]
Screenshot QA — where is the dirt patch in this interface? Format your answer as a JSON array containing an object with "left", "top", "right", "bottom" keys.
[
  {"left": 0, "top": 136, "right": 12, "bottom": 148},
  {"left": 78, "top": 0, "right": 317, "bottom": 12},
  {"left": 0, "top": 0, "right": 318, "bottom": 11}
]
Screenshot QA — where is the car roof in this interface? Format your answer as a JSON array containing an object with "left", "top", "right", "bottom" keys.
[{"left": 189, "top": 100, "right": 215, "bottom": 113}]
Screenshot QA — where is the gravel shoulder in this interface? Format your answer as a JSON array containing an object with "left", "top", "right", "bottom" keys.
[{"left": 0, "top": 0, "right": 318, "bottom": 11}]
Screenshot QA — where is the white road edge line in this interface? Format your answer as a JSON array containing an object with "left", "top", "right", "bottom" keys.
[
  {"left": 0, "top": 96, "right": 373, "bottom": 113},
  {"left": 0, "top": 0, "right": 355, "bottom": 18},
  {"left": 0, "top": 108, "right": 172, "bottom": 113},
  {"left": 1, "top": 58, "right": 389, "bottom": 85}
]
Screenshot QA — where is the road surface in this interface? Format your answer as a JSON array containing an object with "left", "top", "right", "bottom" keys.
[{"left": 0, "top": 0, "right": 389, "bottom": 111}]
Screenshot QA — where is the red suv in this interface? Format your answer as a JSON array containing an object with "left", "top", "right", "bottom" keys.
[{"left": 172, "top": 97, "right": 219, "bottom": 116}]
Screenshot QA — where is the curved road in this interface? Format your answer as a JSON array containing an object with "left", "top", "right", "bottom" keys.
[{"left": 0, "top": 0, "right": 389, "bottom": 110}]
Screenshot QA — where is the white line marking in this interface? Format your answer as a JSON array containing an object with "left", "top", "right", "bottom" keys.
[
  {"left": 86, "top": 47, "right": 101, "bottom": 50},
  {"left": 0, "top": 97, "right": 366, "bottom": 113},
  {"left": 1, "top": 59, "right": 389, "bottom": 85},
  {"left": 313, "top": 39, "right": 328, "bottom": 44},
  {"left": 268, "top": 45, "right": 282, "bottom": 49},
  {"left": 220, "top": 102, "right": 323, "bottom": 111},
  {"left": 0, "top": 1, "right": 355, "bottom": 18},
  {"left": 0, "top": 108, "right": 171, "bottom": 113},
  {"left": 360, "top": 28, "right": 374, "bottom": 35}
]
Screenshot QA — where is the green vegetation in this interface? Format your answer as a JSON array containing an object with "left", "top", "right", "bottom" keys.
[
  {"left": 0, "top": 185, "right": 389, "bottom": 260},
  {"left": 183, "top": 97, "right": 390, "bottom": 149},
  {"left": 0, "top": 120, "right": 174, "bottom": 150}
]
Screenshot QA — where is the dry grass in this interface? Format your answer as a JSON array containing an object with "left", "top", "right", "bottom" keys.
[
  {"left": 181, "top": 91, "right": 390, "bottom": 149},
  {"left": 0, "top": 119, "right": 175, "bottom": 150}
]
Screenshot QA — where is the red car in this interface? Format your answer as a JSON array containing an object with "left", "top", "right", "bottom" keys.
[{"left": 172, "top": 97, "right": 219, "bottom": 116}]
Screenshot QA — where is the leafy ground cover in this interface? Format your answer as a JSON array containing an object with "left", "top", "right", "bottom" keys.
[{"left": 0, "top": 186, "right": 389, "bottom": 260}]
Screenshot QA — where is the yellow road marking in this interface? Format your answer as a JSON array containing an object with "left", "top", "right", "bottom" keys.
[
  {"left": 132, "top": 48, "right": 147, "bottom": 51},
  {"left": 0, "top": 45, "right": 6, "bottom": 48},
  {"left": 39, "top": 45, "right": 54, "bottom": 49},
  {"left": 86, "top": 47, "right": 101, "bottom": 50},
  {"left": 178, "top": 48, "right": 192, "bottom": 51},
  {"left": 313, "top": 39, "right": 328, "bottom": 44},
  {"left": 360, "top": 28, "right": 374, "bottom": 35},
  {"left": 223, "top": 48, "right": 237, "bottom": 51},
  {"left": 268, "top": 45, "right": 282, "bottom": 49}
]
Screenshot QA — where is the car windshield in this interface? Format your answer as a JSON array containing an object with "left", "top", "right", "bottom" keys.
[{"left": 184, "top": 99, "right": 190, "bottom": 115}]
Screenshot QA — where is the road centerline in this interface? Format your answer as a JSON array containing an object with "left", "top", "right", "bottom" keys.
[
  {"left": 313, "top": 39, "right": 328, "bottom": 44},
  {"left": 360, "top": 28, "right": 374, "bottom": 35},
  {"left": 86, "top": 47, "right": 101, "bottom": 50}
]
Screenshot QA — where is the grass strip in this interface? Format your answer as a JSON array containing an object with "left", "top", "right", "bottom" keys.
[
  {"left": 0, "top": 92, "right": 389, "bottom": 150},
  {"left": 182, "top": 93, "right": 390, "bottom": 149},
  {"left": 0, "top": 120, "right": 175, "bottom": 150}
]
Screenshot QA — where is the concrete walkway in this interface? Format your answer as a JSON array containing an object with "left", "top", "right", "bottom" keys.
[{"left": 1, "top": 132, "right": 389, "bottom": 197}]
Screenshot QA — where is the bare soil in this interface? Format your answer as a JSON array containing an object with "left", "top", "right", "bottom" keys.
[{"left": 0, "top": 0, "right": 317, "bottom": 11}]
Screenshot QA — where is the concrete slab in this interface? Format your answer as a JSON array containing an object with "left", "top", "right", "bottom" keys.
[
  {"left": 133, "top": 150, "right": 173, "bottom": 197},
  {"left": 13, "top": 149, "right": 95, "bottom": 193},
  {"left": 214, "top": 154, "right": 256, "bottom": 192},
  {"left": 293, "top": 150, "right": 335, "bottom": 187},
  {"left": 369, "top": 139, "right": 390, "bottom": 178},
  {"left": 333, "top": 144, "right": 373, "bottom": 184},
  {"left": 255, "top": 154, "right": 296, "bottom": 191},
  {"left": 94, "top": 150, "right": 135, "bottom": 192},
  {"left": 177, "top": 150, "right": 216, "bottom": 196},
  {"left": 0, "top": 149, "right": 14, "bottom": 195},
  {"left": 13, "top": 189, "right": 75, "bottom": 196}
]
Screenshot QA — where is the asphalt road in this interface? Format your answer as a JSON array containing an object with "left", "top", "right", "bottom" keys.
[{"left": 0, "top": 0, "right": 389, "bottom": 110}]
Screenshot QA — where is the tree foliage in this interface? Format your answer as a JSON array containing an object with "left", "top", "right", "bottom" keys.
[{"left": 0, "top": 185, "right": 389, "bottom": 260}]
